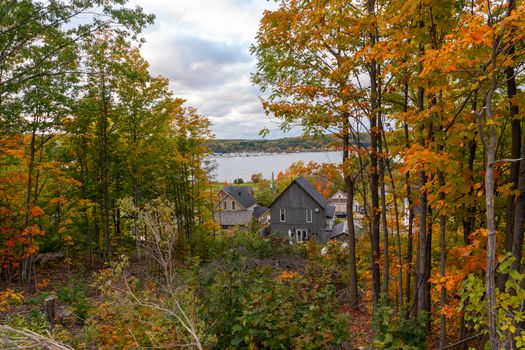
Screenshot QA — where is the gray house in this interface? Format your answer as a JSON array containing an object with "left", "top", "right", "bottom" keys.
[{"left": 268, "top": 176, "right": 336, "bottom": 242}]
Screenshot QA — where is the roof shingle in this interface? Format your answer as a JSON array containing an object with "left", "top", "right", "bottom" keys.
[
  {"left": 213, "top": 211, "right": 253, "bottom": 226},
  {"left": 222, "top": 186, "right": 256, "bottom": 209}
]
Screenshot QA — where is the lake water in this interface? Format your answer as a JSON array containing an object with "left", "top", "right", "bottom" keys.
[{"left": 209, "top": 151, "right": 342, "bottom": 182}]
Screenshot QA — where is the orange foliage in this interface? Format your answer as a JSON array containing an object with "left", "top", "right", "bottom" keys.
[{"left": 279, "top": 270, "right": 302, "bottom": 281}]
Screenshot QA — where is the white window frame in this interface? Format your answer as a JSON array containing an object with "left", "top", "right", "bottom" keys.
[
  {"left": 223, "top": 201, "right": 227, "bottom": 210},
  {"left": 306, "top": 209, "right": 312, "bottom": 223},
  {"left": 280, "top": 208, "right": 286, "bottom": 222},
  {"left": 295, "top": 229, "right": 308, "bottom": 241}
]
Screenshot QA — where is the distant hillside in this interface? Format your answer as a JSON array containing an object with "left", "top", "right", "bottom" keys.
[{"left": 208, "top": 135, "right": 369, "bottom": 154}]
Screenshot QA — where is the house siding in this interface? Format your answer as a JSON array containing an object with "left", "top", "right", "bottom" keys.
[
  {"left": 270, "top": 182, "right": 325, "bottom": 236},
  {"left": 217, "top": 190, "right": 244, "bottom": 211}
]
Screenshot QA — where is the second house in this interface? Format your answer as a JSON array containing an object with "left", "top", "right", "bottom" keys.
[{"left": 268, "top": 176, "right": 340, "bottom": 242}]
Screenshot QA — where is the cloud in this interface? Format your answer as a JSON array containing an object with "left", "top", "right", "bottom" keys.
[{"left": 129, "top": 0, "right": 301, "bottom": 139}]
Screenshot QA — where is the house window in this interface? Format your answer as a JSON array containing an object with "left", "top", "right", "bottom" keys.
[
  {"left": 223, "top": 201, "right": 227, "bottom": 210},
  {"left": 280, "top": 208, "right": 286, "bottom": 222},
  {"left": 296, "top": 229, "right": 308, "bottom": 241},
  {"left": 306, "top": 209, "right": 312, "bottom": 223},
  {"left": 232, "top": 201, "right": 236, "bottom": 210}
]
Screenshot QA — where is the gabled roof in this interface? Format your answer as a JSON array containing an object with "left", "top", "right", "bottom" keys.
[
  {"left": 269, "top": 176, "right": 328, "bottom": 209},
  {"left": 253, "top": 205, "right": 268, "bottom": 218},
  {"left": 221, "top": 186, "right": 257, "bottom": 209},
  {"left": 330, "top": 190, "right": 347, "bottom": 199}
]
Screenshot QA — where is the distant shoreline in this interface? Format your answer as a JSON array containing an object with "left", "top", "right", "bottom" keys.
[
  {"left": 210, "top": 149, "right": 339, "bottom": 158},
  {"left": 207, "top": 135, "right": 368, "bottom": 155}
]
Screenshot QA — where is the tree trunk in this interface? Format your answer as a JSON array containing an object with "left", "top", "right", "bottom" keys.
[
  {"left": 510, "top": 110, "right": 525, "bottom": 274},
  {"left": 506, "top": 0, "right": 524, "bottom": 278},
  {"left": 133, "top": 176, "right": 141, "bottom": 258},
  {"left": 382, "top": 128, "right": 403, "bottom": 310},
  {"left": 414, "top": 54, "right": 428, "bottom": 318},
  {"left": 403, "top": 82, "right": 414, "bottom": 312},
  {"left": 368, "top": 0, "right": 381, "bottom": 306},
  {"left": 22, "top": 127, "right": 37, "bottom": 286},
  {"left": 343, "top": 112, "right": 358, "bottom": 307},
  {"left": 438, "top": 171, "right": 447, "bottom": 350},
  {"left": 478, "top": 33, "right": 499, "bottom": 349},
  {"left": 379, "top": 146, "right": 389, "bottom": 298},
  {"left": 100, "top": 71, "right": 111, "bottom": 261},
  {"left": 346, "top": 176, "right": 359, "bottom": 307}
]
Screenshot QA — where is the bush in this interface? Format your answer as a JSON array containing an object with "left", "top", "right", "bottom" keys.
[
  {"left": 7, "top": 308, "right": 49, "bottom": 334},
  {"left": 372, "top": 302, "right": 427, "bottom": 350},
  {"left": 230, "top": 274, "right": 350, "bottom": 349},
  {"left": 82, "top": 257, "right": 209, "bottom": 350},
  {"left": 195, "top": 248, "right": 351, "bottom": 349},
  {"left": 213, "top": 230, "right": 302, "bottom": 259},
  {"left": 56, "top": 277, "right": 91, "bottom": 322},
  {"left": 459, "top": 255, "right": 525, "bottom": 346}
]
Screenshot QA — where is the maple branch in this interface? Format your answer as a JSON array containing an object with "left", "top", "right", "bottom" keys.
[
  {"left": 491, "top": 158, "right": 524, "bottom": 166},
  {"left": 443, "top": 90, "right": 474, "bottom": 132}
]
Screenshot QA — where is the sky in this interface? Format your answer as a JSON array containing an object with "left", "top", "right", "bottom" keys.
[{"left": 129, "top": 0, "right": 302, "bottom": 140}]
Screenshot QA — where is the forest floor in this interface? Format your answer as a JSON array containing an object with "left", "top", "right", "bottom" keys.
[{"left": 0, "top": 255, "right": 376, "bottom": 349}]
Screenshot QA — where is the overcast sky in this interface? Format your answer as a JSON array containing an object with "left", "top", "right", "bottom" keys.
[{"left": 129, "top": 0, "right": 301, "bottom": 140}]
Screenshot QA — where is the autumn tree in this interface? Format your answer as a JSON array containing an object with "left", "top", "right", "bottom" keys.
[{"left": 253, "top": 0, "right": 375, "bottom": 307}]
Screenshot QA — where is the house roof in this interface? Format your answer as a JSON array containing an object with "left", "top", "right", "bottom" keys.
[
  {"left": 253, "top": 205, "right": 268, "bottom": 218},
  {"left": 269, "top": 176, "right": 329, "bottom": 210},
  {"left": 294, "top": 176, "right": 328, "bottom": 208},
  {"left": 326, "top": 205, "right": 336, "bottom": 218},
  {"left": 214, "top": 210, "right": 253, "bottom": 226},
  {"left": 222, "top": 186, "right": 257, "bottom": 209},
  {"left": 330, "top": 190, "right": 347, "bottom": 199},
  {"left": 330, "top": 222, "right": 346, "bottom": 238},
  {"left": 327, "top": 221, "right": 363, "bottom": 240}
]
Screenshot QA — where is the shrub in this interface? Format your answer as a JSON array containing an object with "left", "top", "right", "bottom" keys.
[
  {"left": 7, "top": 308, "right": 49, "bottom": 334},
  {"left": 215, "top": 230, "right": 302, "bottom": 259},
  {"left": 372, "top": 302, "right": 427, "bottom": 350},
  {"left": 230, "top": 274, "right": 350, "bottom": 349},
  {"left": 195, "top": 249, "right": 351, "bottom": 349},
  {"left": 56, "top": 277, "right": 91, "bottom": 322},
  {"left": 85, "top": 257, "right": 208, "bottom": 349},
  {"left": 459, "top": 254, "right": 525, "bottom": 346}
]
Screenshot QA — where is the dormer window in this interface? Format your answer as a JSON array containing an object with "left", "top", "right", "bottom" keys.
[
  {"left": 223, "top": 201, "right": 227, "bottom": 210},
  {"left": 232, "top": 201, "right": 236, "bottom": 210}
]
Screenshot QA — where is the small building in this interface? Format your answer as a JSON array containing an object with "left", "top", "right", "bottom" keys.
[
  {"left": 324, "top": 221, "right": 364, "bottom": 241},
  {"left": 328, "top": 190, "right": 361, "bottom": 214},
  {"left": 267, "top": 176, "right": 336, "bottom": 242},
  {"left": 214, "top": 186, "right": 267, "bottom": 230}
]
